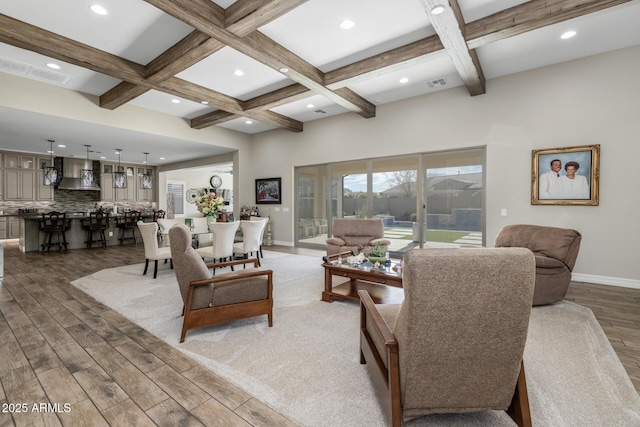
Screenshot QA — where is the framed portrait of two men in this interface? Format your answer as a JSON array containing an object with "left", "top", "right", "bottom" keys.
[{"left": 531, "top": 144, "right": 600, "bottom": 206}]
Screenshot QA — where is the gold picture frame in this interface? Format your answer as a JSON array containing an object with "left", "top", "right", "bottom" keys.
[{"left": 531, "top": 144, "right": 600, "bottom": 206}]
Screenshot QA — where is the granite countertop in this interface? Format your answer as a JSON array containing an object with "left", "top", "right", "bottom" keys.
[{"left": 13, "top": 212, "right": 154, "bottom": 220}]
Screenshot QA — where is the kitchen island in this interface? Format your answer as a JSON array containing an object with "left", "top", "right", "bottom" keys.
[{"left": 19, "top": 212, "right": 154, "bottom": 252}]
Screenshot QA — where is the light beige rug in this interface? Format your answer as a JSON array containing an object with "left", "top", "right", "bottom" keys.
[{"left": 72, "top": 251, "right": 640, "bottom": 426}]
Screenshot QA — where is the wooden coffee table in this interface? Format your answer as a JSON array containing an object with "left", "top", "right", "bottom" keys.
[{"left": 322, "top": 260, "right": 404, "bottom": 304}]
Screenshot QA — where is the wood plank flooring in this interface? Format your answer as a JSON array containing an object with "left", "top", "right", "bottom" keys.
[{"left": 0, "top": 241, "right": 638, "bottom": 426}]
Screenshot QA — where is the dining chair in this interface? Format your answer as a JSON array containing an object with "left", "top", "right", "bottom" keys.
[
  {"left": 137, "top": 221, "right": 172, "bottom": 278},
  {"left": 233, "top": 219, "right": 267, "bottom": 266},
  {"left": 196, "top": 221, "right": 240, "bottom": 267}
]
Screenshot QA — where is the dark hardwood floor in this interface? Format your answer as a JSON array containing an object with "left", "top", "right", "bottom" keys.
[{"left": 0, "top": 241, "right": 638, "bottom": 426}]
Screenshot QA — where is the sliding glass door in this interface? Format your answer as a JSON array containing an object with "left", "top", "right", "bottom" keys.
[
  {"left": 295, "top": 147, "right": 485, "bottom": 251},
  {"left": 422, "top": 148, "right": 484, "bottom": 248}
]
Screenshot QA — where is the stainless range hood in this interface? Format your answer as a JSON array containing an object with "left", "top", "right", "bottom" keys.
[{"left": 57, "top": 157, "right": 101, "bottom": 191}]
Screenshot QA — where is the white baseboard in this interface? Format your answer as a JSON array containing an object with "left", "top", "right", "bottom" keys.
[
  {"left": 572, "top": 273, "right": 640, "bottom": 289},
  {"left": 266, "top": 240, "right": 294, "bottom": 247}
]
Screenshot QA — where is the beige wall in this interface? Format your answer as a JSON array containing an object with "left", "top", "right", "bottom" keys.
[
  {"left": 1, "top": 45, "right": 638, "bottom": 286},
  {"left": 248, "top": 45, "right": 640, "bottom": 287}
]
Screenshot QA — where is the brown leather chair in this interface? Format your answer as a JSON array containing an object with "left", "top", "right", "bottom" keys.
[
  {"left": 359, "top": 248, "right": 535, "bottom": 426},
  {"left": 169, "top": 223, "right": 273, "bottom": 343},
  {"left": 495, "top": 224, "right": 581, "bottom": 305}
]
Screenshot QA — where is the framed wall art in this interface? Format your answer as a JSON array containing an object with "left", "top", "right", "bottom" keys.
[
  {"left": 531, "top": 144, "right": 600, "bottom": 206},
  {"left": 255, "top": 177, "right": 281, "bottom": 204}
]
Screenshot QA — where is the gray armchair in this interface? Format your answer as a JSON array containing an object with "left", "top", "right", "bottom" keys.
[
  {"left": 495, "top": 224, "right": 581, "bottom": 305},
  {"left": 326, "top": 218, "right": 390, "bottom": 256},
  {"left": 359, "top": 248, "right": 535, "bottom": 426},
  {"left": 169, "top": 223, "right": 273, "bottom": 343}
]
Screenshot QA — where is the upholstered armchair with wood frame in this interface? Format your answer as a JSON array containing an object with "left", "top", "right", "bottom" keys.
[
  {"left": 495, "top": 224, "right": 581, "bottom": 305},
  {"left": 326, "top": 218, "right": 390, "bottom": 256},
  {"left": 169, "top": 223, "right": 273, "bottom": 343},
  {"left": 359, "top": 248, "right": 535, "bottom": 427}
]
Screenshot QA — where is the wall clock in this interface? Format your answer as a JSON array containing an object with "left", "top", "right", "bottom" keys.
[{"left": 210, "top": 175, "right": 222, "bottom": 189}]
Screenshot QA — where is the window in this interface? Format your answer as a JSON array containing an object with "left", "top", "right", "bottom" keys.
[{"left": 167, "top": 182, "right": 184, "bottom": 215}]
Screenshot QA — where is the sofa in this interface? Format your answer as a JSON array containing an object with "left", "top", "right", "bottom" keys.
[
  {"left": 495, "top": 224, "right": 582, "bottom": 305},
  {"left": 326, "top": 218, "right": 391, "bottom": 256}
]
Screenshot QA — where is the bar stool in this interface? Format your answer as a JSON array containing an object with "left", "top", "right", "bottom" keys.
[
  {"left": 117, "top": 210, "right": 140, "bottom": 245},
  {"left": 81, "top": 212, "right": 110, "bottom": 248},
  {"left": 40, "top": 211, "right": 68, "bottom": 251}
]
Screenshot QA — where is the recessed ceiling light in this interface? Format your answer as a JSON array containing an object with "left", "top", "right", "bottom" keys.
[
  {"left": 171, "top": 99, "right": 180, "bottom": 104},
  {"left": 90, "top": 4, "right": 108, "bottom": 15},
  {"left": 46, "top": 63, "right": 60, "bottom": 70},
  {"left": 339, "top": 19, "right": 355, "bottom": 30},
  {"left": 307, "top": 104, "right": 314, "bottom": 108},
  {"left": 279, "top": 67, "right": 289, "bottom": 73},
  {"left": 431, "top": 5, "right": 446, "bottom": 15},
  {"left": 233, "top": 69, "right": 244, "bottom": 76},
  {"left": 399, "top": 77, "right": 409, "bottom": 84},
  {"left": 561, "top": 30, "right": 577, "bottom": 39},
  {"left": 245, "top": 120, "right": 253, "bottom": 125},
  {"left": 57, "top": 144, "right": 66, "bottom": 148},
  {"left": 159, "top": 157, "right": 165, "bottom": 160},
  {"left": 200, "top": 100, "right": 209, "bottom": 105},
  {"left": 99, "top": 156, "right": 106, "bottom": 159}
]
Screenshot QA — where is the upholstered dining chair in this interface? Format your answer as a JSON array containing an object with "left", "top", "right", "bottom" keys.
[
  {"left": 169, "top": 223, "right": 273, "bottom": 343},
  {"left": 196, "top": 221, "right": 240, "bottom": 267},
  {"left": 359, "top": 247, "right": 536, "bottom": 427},
  {"left": 233, "top": 219, "right": 267, "bottom": 265},
  {"left": 137, "top": 221, "right": 173, "bottom": 278}
]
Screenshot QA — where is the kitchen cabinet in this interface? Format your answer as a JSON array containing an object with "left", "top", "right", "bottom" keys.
[
  {"left": 101, "top": 174, "right": 114, "bottom": 201},
  {"left": 8, "top": 217, "right": 20, "bottom": 239},
  {"left": 4, "top": 169, "right": 36, "bottom": 200},
  {"left": 4, "top": 154, "right": 35, "bottom": 169}
]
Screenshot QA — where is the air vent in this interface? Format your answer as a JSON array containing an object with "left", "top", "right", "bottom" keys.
[
  {"left": 427, "top": 78, "right": 447, "bottom": 89},
  {"left": 0, "top": 56, "right": 31, "bottom": 75},
  {"left": 314, "top": 109, "right": 327, "bottom": 114},
  {"left": 27, "top": 66, "right": 72, "bottom": 85},
  {"left": 0, "top": 55, "right": 72, "bottom": 85}
]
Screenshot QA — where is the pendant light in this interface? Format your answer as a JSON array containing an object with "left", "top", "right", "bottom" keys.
[
  {"left": 43, "top": 139, "right": 58, "bottom": 186},
  {"left": 113, "top": 149, "right": 127, "bottom": 188},
  {"left": 140, "top": 152, "right": 152, "bottom": 189},
  {"left": 80, "top": 145, "right": 95, "bottom": 187}
]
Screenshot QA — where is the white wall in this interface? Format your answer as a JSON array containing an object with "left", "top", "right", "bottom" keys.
[
  {"left": 164, "top": 169, "right": 233, "bottom": 217},
  {"left": 247, "top": 45, "right": 640, "bottom": 286}
]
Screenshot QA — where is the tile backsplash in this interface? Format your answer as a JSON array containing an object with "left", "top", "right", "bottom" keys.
[{"left": 0, "top": 190, "right": 152, "bottom": 214}]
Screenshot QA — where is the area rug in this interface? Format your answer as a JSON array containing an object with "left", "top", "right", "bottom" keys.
[{"left": 72, "top": 251, "right": 640, "bottom": 426}]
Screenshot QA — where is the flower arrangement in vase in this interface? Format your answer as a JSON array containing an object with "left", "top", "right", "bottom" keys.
[{"left": 195, "top": 190, "right": 225, "bottom": 219}]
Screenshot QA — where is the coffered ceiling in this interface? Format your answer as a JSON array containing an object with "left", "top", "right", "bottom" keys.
[{"left": 0, "top": 0, "right": 639, "bottom": 165}]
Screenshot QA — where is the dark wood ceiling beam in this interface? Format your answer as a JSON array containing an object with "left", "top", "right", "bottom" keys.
[
  {"left": 418, "top": 0, "right": 485, "bottom": 96},
  {"left": 243, "top": 83, "right": 311, "bottom": 111},
  {"left": 101, "top": 31, "right": 225, "bottom": 109},
  {"left": 324, "top": 36, "right": 443, "bottom": 88},
  {"left": 190, "top": 83, "right": 310, "bottom": 126},
  {"left": 191, "top": 110, "right": 237, "bottom": 128},
  {"left": 0, "top": 14, "right": 145, "bottom": 83},
  {"left": 144, "top": 32, "right": 224, "bottom": 83},
  {"left": 225, "top": 0, "right": 308, "bottom": 37},
  {"left": 466, "top": 0, "right": 633, "bottom": 49},
  {"left": 144, "top": 0, "right": 376, "bottom": 118},
  {"left": 158, "top": 77, "right": 303, "bottom": 131},
  {"left": 100, "top": 83, "right": 149, "bottom": 109}
]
